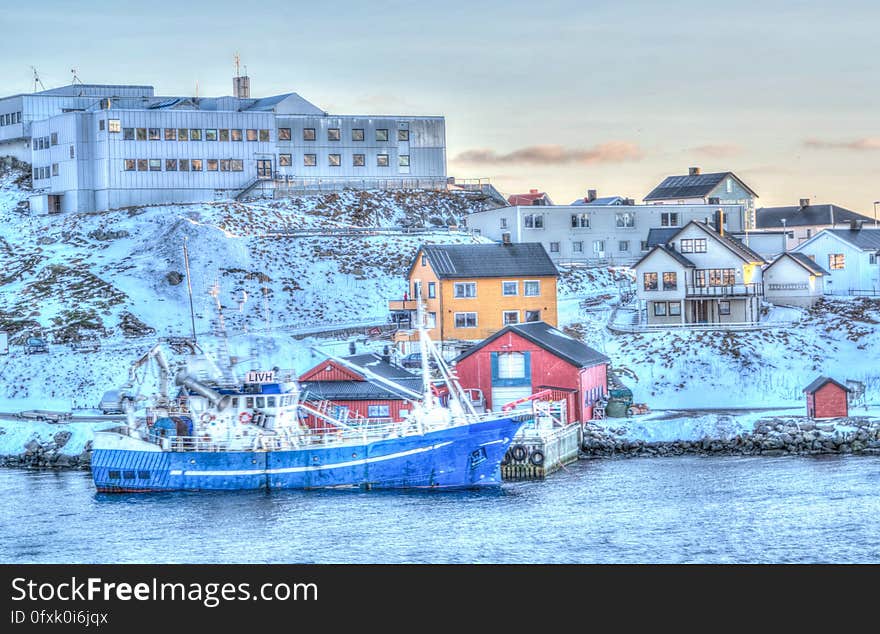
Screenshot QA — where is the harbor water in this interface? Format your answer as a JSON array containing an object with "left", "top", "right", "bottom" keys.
[{"left": 2, "top": 455, "right": 879, "bottom": 563}]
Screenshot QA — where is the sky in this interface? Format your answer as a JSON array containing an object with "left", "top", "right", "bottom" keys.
[{"left": 4, "top": 0, "right": 880, "bottom": 213}]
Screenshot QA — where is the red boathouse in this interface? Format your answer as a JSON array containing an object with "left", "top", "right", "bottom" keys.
[
  {"left": 452, "top": 321, "right": 610, "bottom": 423},
  {"left": 803, "top": 376, "right": 850, "bottom": 419}
]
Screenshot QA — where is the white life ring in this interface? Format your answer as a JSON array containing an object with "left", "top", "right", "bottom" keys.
[{"left": 239, "top": 411, "right": 253, "bottom": 425}]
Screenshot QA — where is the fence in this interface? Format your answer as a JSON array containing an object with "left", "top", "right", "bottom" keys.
[
  {"left": 272, "top": 176, "right": 449, "bottom": 196},
  {"left": 826, "top": 289, "right": 880, "bottom": 297},
  {"left": 556, "top": 256, "right": 639, "bottom": 268},
  {"left": 607, "top": 306, "right": 795, "bottom": 333}
]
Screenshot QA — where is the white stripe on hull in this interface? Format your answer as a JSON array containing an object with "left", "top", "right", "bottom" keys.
[{"left": 168, "top": 441, "right": 455, "bottom": 477}]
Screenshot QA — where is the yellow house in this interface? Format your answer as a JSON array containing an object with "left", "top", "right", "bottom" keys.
[{"left": 389, "top": 242, "right": 559, "bottom": 343}]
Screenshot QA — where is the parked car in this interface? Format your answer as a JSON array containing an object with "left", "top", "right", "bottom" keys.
[
  {"left": 400, "top": 352, "right": 438, "bottom": 370},
  {"left": 24, "top": 336, "right": 48, "bottom": 355}
]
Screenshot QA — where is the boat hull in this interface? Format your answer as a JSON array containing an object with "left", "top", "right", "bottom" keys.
[{"left": 92, "top": 416, "right": 525, "bottom": 491}]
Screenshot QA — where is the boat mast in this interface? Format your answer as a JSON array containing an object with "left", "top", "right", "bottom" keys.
[
  {"left": 416, "top": 286, "right": 434, "bottom": 410},
  {"left": 183, "top": 237, "right": 197, "bottom": 344}
]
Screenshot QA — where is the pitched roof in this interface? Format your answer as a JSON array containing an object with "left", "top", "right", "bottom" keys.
[
  {"left": 570, "top": 196, "right": 627, "bottom": 206},
  {"left": 690, "top": 221, "right": 767, "bottom": 263},
  {"left": 453, "top": 321, "right": 610, "bottom": 369},
  {"left": 633, "top": 244, "right": 696, "bottom": 269},
  {"left": 822, "top": 228, "right": 880, "bottom": 251},
  {"left": 803, "top": 376, "right": 851, "bottom": 394},
  {"left": 507, "top": 191, "right": 553, "bottom": 206},
  {"left": 413, "top": 243, "right": 558, "bottom": 279},
  {"left": 755, "top": 204, "right": 873, "bottom": 229},
  {"left": 646, "top": 227, "right": 679, "bottom": 248},
  {"left": 299, "top": 380, "right": 420, "bottom": 401},
  {"left": 769, "top": 252, "right": 830, "bottom": 276},
  {"left": 343, "top": 353, "right": 419, "bottom": 382},
  {"left": 644, "top": 171, "right": 757, "bottom": 201}
]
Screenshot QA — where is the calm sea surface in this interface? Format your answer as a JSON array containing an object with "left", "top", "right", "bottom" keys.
[{"left": 2, "top": 456, "right": 879, "bottom": 563}]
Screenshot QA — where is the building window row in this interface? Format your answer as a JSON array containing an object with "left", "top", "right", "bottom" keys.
[
  {"left": 121, "top": 128, "right": 270, "bottom": 142},
  {"left": 695, "top": 268, "right": 736, "bottom": 287},
  {"left": 289, "top": 127, "right": 408, "bottom": 143},
  {"left": 653, "top": 302, "right": 682, "bottom": 317},
  {"left": 33, "top": 136, "right": 52, "bottom": 150},
  {"left": 0, "top": 112, "right": 22, "bottom": 126},
  {"left": 123, "top": 158, "right": 243, "bottom": 172},
  {"left": 299, "top": 153, "right": 407, "bottom": 167}
]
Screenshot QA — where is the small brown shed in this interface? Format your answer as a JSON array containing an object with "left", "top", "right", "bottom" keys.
[{"left": 803, "top": 376, "right": 850, "bottom": 419}]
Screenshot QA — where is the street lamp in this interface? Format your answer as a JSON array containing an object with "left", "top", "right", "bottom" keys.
[{"left": 873, "top": 201, "right": 879, "bottom": 228}]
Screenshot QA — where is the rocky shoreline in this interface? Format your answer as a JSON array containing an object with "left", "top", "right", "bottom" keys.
[
  {"left": 581, "top": 416, "right": 880, "bottom": 458},
  {"left": 0, "top": 430, "right": 92, "bottom": 470}
]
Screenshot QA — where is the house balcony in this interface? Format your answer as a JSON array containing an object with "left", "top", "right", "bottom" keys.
[
  {"left": 388, "top": 299, "right": 419, "bottom": 311},
  {"left": 685, "top": 283, "right": 763, "bottom": 298}
]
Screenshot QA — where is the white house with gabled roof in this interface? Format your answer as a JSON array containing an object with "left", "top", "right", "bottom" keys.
[
  {"left": 791, "top": 226, "right": 880, "bottom": 295},
  {"left": 633, "top": 218, "right": 766, "bottom": 325},
  {"left": 763, "top": 252, "right": 828, "bottom": 307}
]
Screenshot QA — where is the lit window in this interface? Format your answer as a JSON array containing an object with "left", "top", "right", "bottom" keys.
[
  {"left": 398, "top": 129, "right": 409, "bottom": 142},
  {"left": 524, "top": 281, "right": 540, "bottom": 296},
  {"left": 259, "top": 129, "right": 270, "bottom": 142},
  {"left": 124, "top": 159, "right": 136, "bottom": 171},
  {"left": 353, "top": 154, "right": 365, "bottom": 167},
  {"left": 219, "top": 129, "right": 229, "bottom": 142},
  {"left": 164, "top": 128, "right": 176, "bottom": 141},
  {"left": 148, "top": 159, "right": 161, "bottom": 171},
  {"left": 136, "top": 128, "right": 147, "bottom": 141},
  {"left": 148, "top": 128, "right": 160, "bottom": 140},
  {"left": 454, "top": 282, "right": 477, "bottom": 298},
  {"left": 279, "top": 154, "right": 292, "bottom": 166},
  {"left": 205, "top": 129, "right": 218, "bottom": 141},
  {"left": 303, "top": 128, "right": 316, "bottom": 141},
  {"left": 454, "top": 312, "right": 477, "bottom": 328},
  {"left": 108, "top": 119, "right": 121, "bottom": 133},
  {"left": 643, "top": 272, "right": 658, "bottom": 291},
  {"left": 502, "top": 281, "right": 518, "bottom": 296},
  {"left": 503, "top": 311, "right": 519, "bottom": 326},
  {"left": 662, "top": 272, "right": 677, "bottom": 290},
  {"left": 207, "top": 159, "right": 218, "bottom": 171},
  {"left": 377, "top": 154, "right": 389, "bottom": 167},
  {"left": 191, "top": 159, "right": 203, "bottom": 171},
  {"left": 829, "top": 254, "right": 845, "bottom": 270},
  {"left": 304, "top": 154, "right": 317, "bottom": 167},
  {"left": 352, "top": 128, "right": 364, "bottom": 141},
  {"left": 231, "top": 129, "right": 243, "bottom": 142},
  {"left": 189, "top": 129, "right": 201, "bottom": 141},
  {"left": 177, "top": 128, "right": 188, "bottom": 141},
  {"left": 376, "top": 129, "right": 389, "bottom": 142},
  {"left": 399, "top": 155, "right": 410, "bottom": 167},
  {"left": 246, "top": 129, "right": 258, "bottom": 142},
  {"left": 165, "top": 159, "right": 177, "bottom": 171},
  {"left": 278, "top": 128, "right": 291, "bottom": 141},
  {"left": 653, "top": 303, "right": 667, "bottom": 316},
  {"left": 327, "top": 128, "right": 340, "bottom": 141},
  {"left": 328, "top": 154, "right": 341, "bottom": 167}
]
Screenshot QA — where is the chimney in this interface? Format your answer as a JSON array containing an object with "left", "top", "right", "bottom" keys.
[
  {"left": 799, "top": 198, "right": 810, "bottom": 209},
  {"left": 850, "top": 219, "right": 863, "bottom": 231},
  {"left": 714, "top": 209, "right": 725, "bottom": 236},
  {"left": 529, "top": 188, "right": 538, "bottom": 194},
  {"left": 689, "top": 166, "right": 701, "bottom": 176},
  {"left": 233, "top": 74, "right": 250, "bottom": 99},
  {"left": 587, "top": 189, "right": 598, "bottom": 202}
]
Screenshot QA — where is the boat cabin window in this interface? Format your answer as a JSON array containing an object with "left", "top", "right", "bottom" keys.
[
  {"left": 267, "top": 396, "right": 276, "bottom": 408},
  {"left": 256, "top": 397, "right": 265, "bottom": 409},
  {"left": 246, "top": 397, "right": 254, "bottom": 409},
  {"left": 231, "top": 397, "right": 238, "bottom": 408}
]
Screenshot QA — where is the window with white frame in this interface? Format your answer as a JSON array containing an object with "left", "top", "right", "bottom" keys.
[
  {"left": 593, "top": 240, "right": 605, "bottom": 254},
  {"left": 502, "top": 281, "right": 518, "bottom": 296},
  {"left": 523, "top": 280, "right": 540, "bottom": 296},
  {"left": 454, "top": 312, "right": 477, "bottom": 328},
  {"left": 497, "top": 351, "right": 526, "bottom": 378},
  {"left": 502, "top": 311, "right": 519, "bottom": 326},
  {"left": 550, "top": 242, "right": 560, "bottom": 253},
  {"left": 571, "top": 213, "right": 590, "bottom": 228},
  {"left": 680, "top": 238, "right": 707, "bottom": 253},
  {"left": 523, "top": 214, "right": 544, "bottom": 228},
  {"left": 615, "top": 211, "right": 635, "bottom": 228},
  {"left": 829, "top": 253, "right": 845, "bottom": 270},
  {"left": 108, "top": 119, "right": 121, "bottom": 133},
  {"left": 653, "top": 303, "right": 667, "bottom": 316},
  {"left": 367, "top": 404, "right": 390, "bottom": 418},
  {"left": 454, "top": 282, "right": 477, "bottom": 298},
  {"left": 661, "top": 212, "right": 679, "bottom": 227},
  {"left": 669, "top": 302, "right": 681, "bottom": 316}
]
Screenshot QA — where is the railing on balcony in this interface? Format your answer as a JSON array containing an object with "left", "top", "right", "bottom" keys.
[
  {"left": 388, "top": 299, "right": 419, "bottom": 311},
  {"left": 685, "top": 283, "right": 763, "bottom": 297}
]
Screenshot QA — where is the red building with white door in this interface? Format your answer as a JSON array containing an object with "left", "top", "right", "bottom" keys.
[
  {"left": 803, "top": 376, "right": 850, "bottom": 419},
  {"left": 452, "top": 321, "right": 610, "bottom": 423}
]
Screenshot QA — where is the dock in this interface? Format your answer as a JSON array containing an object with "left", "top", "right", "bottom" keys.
[{"left": 501, "top": 423, "right": 581, "bottom": 480}]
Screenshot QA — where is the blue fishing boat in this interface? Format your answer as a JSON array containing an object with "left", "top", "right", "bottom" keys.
[{"left": 92, "top": 323, "right": 527, "bottom": 492}]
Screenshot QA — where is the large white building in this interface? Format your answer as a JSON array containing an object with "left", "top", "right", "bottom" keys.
[{"left": 0, "top": 77, "right": 446, "bottom": 213}]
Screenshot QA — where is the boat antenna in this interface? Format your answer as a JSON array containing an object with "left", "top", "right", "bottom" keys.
[
  {"left": 415, "top": 288, "right": 435, "bottom": 410},
  {"left": 209, "top": 279, "right": 237, "bottom": 385},
  {"left": 183, "top": 237, "right": 197, "bottom": 344}
]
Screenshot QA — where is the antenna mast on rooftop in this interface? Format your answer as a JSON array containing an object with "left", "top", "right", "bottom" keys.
[
  {"left": 31, "top": 66, "right": 45, "bottom": 92},
  {"left": 234, "top": 52, "right": 241, "bottom": 78},
  {"left": 232, "top": 52, "right": 250, "bottom": 98},
  {"left": 70, "top": 67, "right": 82, "bottom": 85}
]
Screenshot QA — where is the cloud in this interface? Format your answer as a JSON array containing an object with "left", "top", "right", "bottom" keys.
[
  {"left": 452, "top": 142, "right": 643, "bottom": 165},
  {"left": 690, "top": 143, "right": 742, "bottom": 158},
  {"left": 803, "top": 137, "right": 880, "bottom": 151}
]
